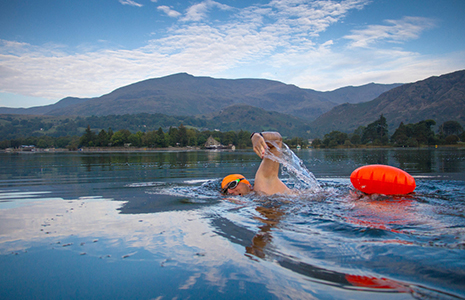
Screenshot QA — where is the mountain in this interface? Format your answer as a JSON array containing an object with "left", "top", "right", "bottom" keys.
[
  {"left": 201, "top": 104, "right": 311, "bottom": 137},
  {"left": 0, "top": 97, "right": 90, "bottom": 115},
  {"left": 315, "top": 82, "right": 403, "bottom": 104},
  {"left": 0, "top": 73, "right": 400, "bottom": 122},
  {"left": 41, "top": 73, "right": 335, "bottom": 120},
  {"left": 310, "top": 70, "right": 465, "bottom": 135},
  {"left": 0, "top": 105, "right": 312, "bottom": 139}
]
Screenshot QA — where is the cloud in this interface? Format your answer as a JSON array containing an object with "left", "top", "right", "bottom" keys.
[
  {"left": 0, "top": 196, "right": 316, "bottom": 300},
  {"left": 157, "top": 6, "right": 182, "bottom": 18},
  {"left": 266, "top": 0, "right": 369, "bottom": 34},
  {"left": 344, "top": 16, "right": 436, "bottom": 48},
  {"left": 119, "top": 0, "right": 143, "bottom": 7},
  {"left": 181, "top": 0, "right": 233, "bottom": 22},
  {"left": 0, "top": 0, "right": 463, "bottom": 107},
  {"left": 279, "top": 47, "right": 465, "bottom": 91}
]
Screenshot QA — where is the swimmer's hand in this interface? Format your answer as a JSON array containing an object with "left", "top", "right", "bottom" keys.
[{"left": 252, "top": 133, "right": 268, "bottom": 159}]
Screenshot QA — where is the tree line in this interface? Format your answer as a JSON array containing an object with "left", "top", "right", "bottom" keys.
[
  {"left": 0, "top": 113, "right": 202, "bottom": 140},
  {"left": 78, "top": 124, "right": 255, "bottom": 149},
  {"left": 0, "top": 125, "right": 252, "bottom": 150},
  {"left": 0, "top": 115, "right": 463, "bottom": 150},
  {"left": 312, "top": 116, "right": 465, "bottom": 148}
]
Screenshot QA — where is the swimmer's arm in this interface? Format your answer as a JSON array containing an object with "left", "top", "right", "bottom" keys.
[
  {"left": 251, "top": 131, "right": 283, "bottom": 159},
  {"left": 251, "top": 132, "right": 282, "bottom": 175},
  {"left": 252, "top": 132, "right": 289, "bottom": 193}
]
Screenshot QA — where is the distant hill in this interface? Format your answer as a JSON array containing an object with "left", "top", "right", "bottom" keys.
[
  {"left": 0, "top": 105, "right": 311, "bottom": 140},
  {"left": 310, "top": 70, "right": 465, "bottom": 135},
  {"left": 0, "top": 73, "right": 400, "bottom": 122},
  {"left": 0, "top": 97, "right": 90, "bottom": 115},
  {"left": 201, "top": 104, "right": 311, "bottom": 137},
  {"left": 315, "top": 82, "right": 402, "bottom": 104}
]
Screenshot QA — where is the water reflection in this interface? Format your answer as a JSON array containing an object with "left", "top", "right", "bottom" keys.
[
  {"left": 394, "top": 149, "right": 434, "bottom": 172},
  {"left": 0, "top": 193, "right": 367, "bottom": 300},
  {"left": 245, "top": 202, "right": 284, "bottom": 259},
  {"left": 79, "top": 152, "right": 203, "bottom": 171},
  {"left": 1, "top": 150, "right": 465, "bottom": 299},
  {"left": 295, "top": 148, "right": 465, "bottom": 179},
  {"left": 213, "top": 198, "right": 463, "bottom": 298}
]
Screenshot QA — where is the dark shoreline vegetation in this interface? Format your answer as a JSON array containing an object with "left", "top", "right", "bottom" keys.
[{"left": 0, "top": 114, "right": 464, "bottom": 150}]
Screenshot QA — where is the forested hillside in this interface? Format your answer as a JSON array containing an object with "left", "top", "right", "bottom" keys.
[
  {"left": 0, "top": 105, "right": 311, "bottom": 140},
  {"left": 311, "top": 70, "right": 465, "bottom": 134}
]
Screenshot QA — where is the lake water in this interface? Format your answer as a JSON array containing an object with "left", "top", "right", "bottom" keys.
[{"left": 1, "top": 148, "right": 464, "bottom": 299}]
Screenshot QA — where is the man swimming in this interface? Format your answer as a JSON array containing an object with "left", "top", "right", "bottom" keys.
[{"left": 221, "top": 131, "right": 291, "bottom": 196}]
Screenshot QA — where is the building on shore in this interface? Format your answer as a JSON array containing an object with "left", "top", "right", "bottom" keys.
[{"left": 204, "top": 136, "right": 235, "bottom": 150}]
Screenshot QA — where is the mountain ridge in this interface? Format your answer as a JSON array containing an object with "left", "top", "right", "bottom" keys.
[
  {"left": 2, "top": 70, "right": 462, "bottom": 138},
  {"left": 0, "top": 73, "right": 400, "bottom": 122},
  {"left": 310, "top": 69, "right": 465, "bottom": 135}
]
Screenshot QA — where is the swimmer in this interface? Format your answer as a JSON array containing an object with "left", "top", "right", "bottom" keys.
[{"left": 221, "top": 131, "right": 291, "bottom": 196}]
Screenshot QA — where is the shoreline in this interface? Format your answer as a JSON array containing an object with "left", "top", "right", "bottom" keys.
[
  {"left": 2, "top": 146, "right": 204, "bottom": 153},
  {"left": 2, "top": 144, "right": 464, "bottom": 153}
]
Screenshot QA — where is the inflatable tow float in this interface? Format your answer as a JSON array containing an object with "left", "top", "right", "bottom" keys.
[{"left": 350, "top": 164, "right": 416, "bottom": 195}]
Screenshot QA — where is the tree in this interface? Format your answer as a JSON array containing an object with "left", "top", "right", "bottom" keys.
[
  {"left": 142, "top": 130, "right": 157, "bottom": 148},
  {"left": 350, "top": 134, "right": 361, "bottom": 145},
  {"left": 186, "top": 128, "right": 198, "bottom": 146},
  {"left": 128, "top": 131, "right": 144, "bottom": 147},
  {"left": 223, "top": 131, "right": 237, "bottom": 146},
  {"left": 413, "top": 120, "right": 436, "bottom": 145},
  {"left": 96, "top": 129, "right": 109, "bottom": 147},
  {"left": 391, "top": 120, "right": 436, "bottom": 147},
  {"left": 168, "top": 126, "right": 179, "bottom": 146},
  {"left": 362, "top": 115, "right": 388, "bottom": 145},
  {"left": 284, "top": 137, "right": 308, "bottom": 148},
  {"left": 178, "top": 124, "right": 188, "bottom": 147},
  {"left": 111, "top": 129, "right": 131, "bottom": 146},
  {"left": 156, "top": 127, "right": 167, "bottom": 147},
  {"left": 438, "top": 121, "right": 463, "bottom": 137},
  {"left": 323, "top": 131, "right": 348, "bottom": 148},
  {"left": 237, "top": 130, "right": 251, "bottom": 149},
  {"left": 79, "top": 125, "right": 97, "bottom": 147},
  {"left": 391, "top": 122, "right": 410, "bottom": 146},
  {"left": 108, "top": 127, "right": 114, "bottom": 141},
  {"left": 311, "top": 138, "right": 321, "bottom": 148},
  {"left": 444, "top": 135, "right": 459, "bottom": 145}
]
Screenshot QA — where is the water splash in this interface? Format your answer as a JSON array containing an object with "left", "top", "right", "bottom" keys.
[{"left": 264, "top": 142, "right": 321, "bottom": 192}]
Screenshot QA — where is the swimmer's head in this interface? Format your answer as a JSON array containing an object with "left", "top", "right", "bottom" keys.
[{"left": 221, "top": 174, "right": 252, "bottom": 196}]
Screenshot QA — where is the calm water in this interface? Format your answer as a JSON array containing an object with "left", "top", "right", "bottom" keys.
[{"left": 0, "top": 148, "right": 464, "bottom": 299}]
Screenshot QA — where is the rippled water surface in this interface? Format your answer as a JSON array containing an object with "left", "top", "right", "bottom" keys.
[{"left": 1, "top": 148, "right": 464, "bottom": 299}]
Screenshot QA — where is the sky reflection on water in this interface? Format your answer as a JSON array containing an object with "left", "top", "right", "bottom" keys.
[{"left": 0, "top": 148, "right": 465, "bottom": 299}]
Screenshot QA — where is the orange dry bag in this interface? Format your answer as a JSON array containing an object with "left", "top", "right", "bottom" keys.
[{"left": 350, "top": 164, "right": 416, "bottom": 195}]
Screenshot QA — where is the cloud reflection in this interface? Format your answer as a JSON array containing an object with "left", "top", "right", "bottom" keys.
[{"left": 0, "top": 194, "right": 328, "bottom": 298}]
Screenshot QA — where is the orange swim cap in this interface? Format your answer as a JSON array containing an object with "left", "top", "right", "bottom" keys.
[{"left": 221, "top": 174, "right": 250, "bottom": 192}]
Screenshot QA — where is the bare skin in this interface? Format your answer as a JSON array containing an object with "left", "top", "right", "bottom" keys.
[{"left": 226, "top": 132, "right": 291, "bottom": 196}]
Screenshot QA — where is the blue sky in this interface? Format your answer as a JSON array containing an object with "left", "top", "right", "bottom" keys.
[{"left": 1, "top": 0, "right": 464, "bottom": 108}]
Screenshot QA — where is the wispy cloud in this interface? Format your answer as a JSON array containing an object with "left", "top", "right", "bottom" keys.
[
  {"left": 157, "top": 6, "right": 181, "bottom": 18},
  {"left": 181, "top": 0, "right": 233, "bottom": 22},
  {"left": 266, "top": 0, "right": 368, "bottom": 35},
  {"left": 344, "top": 16, "right": 436, "bottom": 48},
  {"left": 119, "top": 0, "right": 143, "bottom": 7}
]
